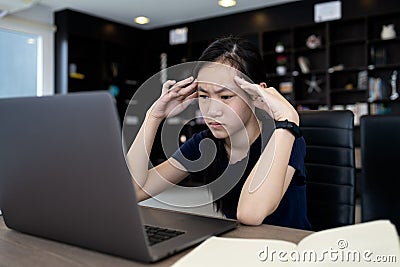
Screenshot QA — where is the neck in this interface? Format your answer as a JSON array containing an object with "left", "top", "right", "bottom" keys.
[{"left": 224, "top": 116, "right": 261, "bottom": 162}]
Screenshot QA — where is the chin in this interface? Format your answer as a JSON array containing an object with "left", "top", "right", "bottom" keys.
[{"left": 208, "top": 128, "right": 229, "bottom": 140}]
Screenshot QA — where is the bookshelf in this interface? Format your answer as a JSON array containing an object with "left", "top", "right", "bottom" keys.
[
  {"left": 165, "top": 11, "right": 400, "bottom": 119},
  {"left": 55, "top": 9, "right": 144, "bottom": 122},
  {"left": 249, "top": 12, "right": 400, "bottom": 115}
]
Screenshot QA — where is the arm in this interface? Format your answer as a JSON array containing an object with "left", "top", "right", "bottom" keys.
[
  {"left": 126, "top": 78, "right": 197, "bottom": 202},
  {"left": 234, "top": 76, "right": 301, "bottom": 225},
  {"left": 237, "top": 129, "right": 297, "bottom": 225}
]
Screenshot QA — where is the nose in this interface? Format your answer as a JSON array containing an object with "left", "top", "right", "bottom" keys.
[{"left": 204, "top": 98, "right": 223, "bottom": 118}]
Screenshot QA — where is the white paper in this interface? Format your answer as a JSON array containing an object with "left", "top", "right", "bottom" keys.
[{"left": 314, "top": 1, "right": 342, "bottom": 23}]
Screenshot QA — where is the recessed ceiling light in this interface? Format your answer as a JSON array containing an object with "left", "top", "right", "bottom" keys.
[
  {"left": 218, "top": 0, "right": 236, "bottom": 8},
  {"left": 134, "top": 16, "right": 150, "bottom": 25}
]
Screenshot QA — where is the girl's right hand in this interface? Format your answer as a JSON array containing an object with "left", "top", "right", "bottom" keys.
[{"left": 148, "top": 76, "right": 198, "bottom": 120}]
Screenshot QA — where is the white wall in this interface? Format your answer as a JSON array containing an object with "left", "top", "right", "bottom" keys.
[
  {"left": 0, "top": 4, "right": 55, "bottom": 96},
  {"left": 12, "top": 4, "right": 54, "bottom": 24}
]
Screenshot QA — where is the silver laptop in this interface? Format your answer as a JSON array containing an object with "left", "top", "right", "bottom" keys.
[{"left": 0, "top": 92, "right": 238, "bottom": 262}]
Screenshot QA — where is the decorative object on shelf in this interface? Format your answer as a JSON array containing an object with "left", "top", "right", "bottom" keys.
[
  {"left": 389, "top": 70, "right": 398, "bottom": 100},
  {"left": 111, "top": 62, "right": 119, "bottom": 78},
  {"left": 344, "top": 82, "right": 354, "bottom": 90},
  {"left": 305, "top": 75, "right": 323, "bottom": 93},
  {"left": 381, "top": 24, "right": 396, "bottom": 40},
  {"left": 68, "top": 63, "right": 85, "bottom": 80},
  {"left": 108, "top": 84, "right": 120, "bottom": 97},
  {"left": 306, "top": 34, "right": 321, "bottom": 49},
  {"left": 275, "top": 42, "right": 285, "bottom": 53},
  {"left": 279, "top": 81, "right": 293, "bottom": 94},
  {"left": 328, "top": 64, "right": 344, "bottom": 73},
  {"left": 297, "top": 56, "right": 310, "bottom": 74},
  {"left": 357, "top": 70, "right": 368, "bottom": 90},
  {"left": 276, "top": 55, "right": 288, "bottom": 76}
]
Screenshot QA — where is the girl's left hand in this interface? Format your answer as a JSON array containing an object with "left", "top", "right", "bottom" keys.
[{"left": 234, "top": 76, "right": 299, "bottom": 124}]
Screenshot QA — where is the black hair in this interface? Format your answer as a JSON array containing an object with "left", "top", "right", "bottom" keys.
[
  {"left": 198, "top": 36, "right": 266, "bottom": 84},
  {"left": 196, "top": 36, "right": 266, "bottom": 213}
]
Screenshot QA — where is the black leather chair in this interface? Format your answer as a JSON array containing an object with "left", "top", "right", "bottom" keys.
[
  {"left": 360, "top": 115, "right": 400, "bottom": 232},
  {"left": 299, "top": 110, "right": 356, "bottom": 231}
]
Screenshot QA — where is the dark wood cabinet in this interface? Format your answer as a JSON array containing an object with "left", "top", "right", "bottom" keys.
[
  {"left": 55, "top": 9, "right": 145, "bottom": 122},
  {"left": 261, "top": 12, "right": 400, "bottom": 117}
]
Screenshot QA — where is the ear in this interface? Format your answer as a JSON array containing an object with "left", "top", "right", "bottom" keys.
[{"left": 260, "top": 82, "right": 268, "bottom": 88}]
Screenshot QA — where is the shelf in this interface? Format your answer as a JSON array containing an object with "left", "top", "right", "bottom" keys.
[
  {"left": 263, "top": 49, "right": 293, "bottom": 56},
  {"left": 368, "top": 37, "right": 400, "bottom": 44},
  {"left": 296, "top": 99, "right": 327, "bottom": 105},
  {"left": 294, "top": 46, "right": 326, "bottom": 53},
  {"left": 368, "top": 99, "right": 400, "bottom": 104},
  {"left": 328, "top": 67, "right": 367, "bottom": 73},
  {"left": 330, "top": 39, "right": 366, "bottom": 46},
  {"left": 266, "top": 72, "right": 292, "bottom": 78},
  {"left": 368, "top": 63, "right": 400, "bottom": 70},
  {"left": 294, "top": 69, "right": 326, "bottom": 76},
  {"left": 260, "top": 11, "right": 400, "bottom": 115},
  {"left": 330, "top": 88, "right": 367, "bottom": 94}
]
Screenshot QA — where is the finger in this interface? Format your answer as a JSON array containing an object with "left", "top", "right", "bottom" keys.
[
  {"left": 181, "top": 90, "right": 198, "bottom": 103},
  {"left": 238, "top": 82, "right": 264, "bottom": 99},
  {"left": 168, "top": 82, "right": 196, "bottom": 100},
  {"left": 171, "top": 76, "right": 194, "bottom": 90},
  {"left": 176, "top": 79, "right": 198, "bottom": 96},
  {"left": 234, "top": 76, "right": 261, "bottom": 93},
  {"left": 234, "top": 75, "right": 252, "bottom": 86},
  {"left": 162, "top": 80, "right": 176, "bottom": 93}
]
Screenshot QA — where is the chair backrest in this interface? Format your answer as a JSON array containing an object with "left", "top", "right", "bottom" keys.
[
  {"left": 360, "top": 115, "right": 400, "bottom": 232},
  {"left": 299, "top": 110, "right": 356, "bottom": 231}
]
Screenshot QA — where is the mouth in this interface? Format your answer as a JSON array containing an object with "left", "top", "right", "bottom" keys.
[{"left": 207, "top": 121, "right": 225, "bottom": 128}]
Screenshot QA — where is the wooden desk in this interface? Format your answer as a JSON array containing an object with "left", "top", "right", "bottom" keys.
[{"left": 0, "top": 216, "right": 312, "bottom": 266}]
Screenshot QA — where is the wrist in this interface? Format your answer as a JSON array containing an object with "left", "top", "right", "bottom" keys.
[
  {"left": 146, "top": 110, "right": 165, "bottom": 124},
  {"left": 276, "top": 110, "right": 299, "bottom": 125},
  {"left": 274, "top": 119, "right": 302, "bottom": 139}
]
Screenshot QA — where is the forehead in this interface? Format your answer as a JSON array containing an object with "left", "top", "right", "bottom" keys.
[{"left": 197, "top": 62, "right": 240, "bottom": 92}]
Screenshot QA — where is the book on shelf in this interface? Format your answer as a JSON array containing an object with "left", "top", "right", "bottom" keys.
[
  {"left": 370, "top": 103, "right": 392, "bottom": 115},
  {"left": 357, "top": 70, "right": 368, "bottom": 90},
  {"left": 172, "top": 220, "right": 400, "bottom": 266},
  {"left": 368, "top": 77, "right": 386, "bottom": 102}
]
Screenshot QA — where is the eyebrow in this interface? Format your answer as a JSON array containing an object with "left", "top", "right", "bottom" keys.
[{"left": 197, "top": 87, "right": 232, "bottom": 94}]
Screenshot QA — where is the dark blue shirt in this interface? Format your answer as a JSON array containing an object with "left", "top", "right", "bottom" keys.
[{"left": 172, "top": 129, "right": 311, "bottom": 230}]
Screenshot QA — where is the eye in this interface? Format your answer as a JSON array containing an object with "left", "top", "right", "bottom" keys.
[
  {"left": 221, "top": 95, "right": 234, "bottom": 100},
  {"left": 198, "top": 94, "right": 209, "bottom": 99}
]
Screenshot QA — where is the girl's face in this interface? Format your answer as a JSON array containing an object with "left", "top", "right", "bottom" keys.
[{"left": 197, "top": 62, "right": 257, "bottom": 140}]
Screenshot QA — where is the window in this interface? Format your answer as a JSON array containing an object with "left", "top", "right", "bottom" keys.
[
  {"left": 0, "top": 28, "right": 40, "bottom": 98},
  {"left": 0, "top": 15, "right": 55, "bottom": 98}
]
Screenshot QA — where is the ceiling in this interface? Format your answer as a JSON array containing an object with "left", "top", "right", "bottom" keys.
[{"left": 39, "top": 0, "right": 300, "bottom": 30}]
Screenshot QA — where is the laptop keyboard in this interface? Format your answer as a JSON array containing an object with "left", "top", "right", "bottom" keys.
[{"left": 144, "top": 225, "right": 185, "bottom": 246}]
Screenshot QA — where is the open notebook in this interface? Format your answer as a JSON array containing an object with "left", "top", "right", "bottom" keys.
[{"left": 172, "top": 220, "right": 400, "bottom": 266}]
